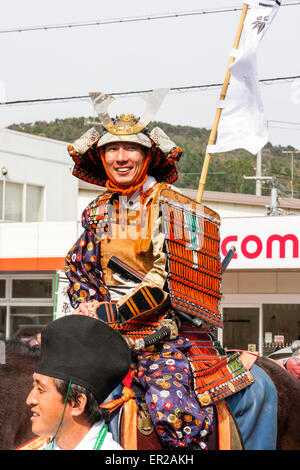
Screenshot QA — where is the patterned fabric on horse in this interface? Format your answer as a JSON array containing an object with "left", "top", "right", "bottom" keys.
[
  {"left": 137, "top": 337, "right": 214, "bottom": 449},
  {"left": 226, "top": 363, "right": 278, "bottom": 450}
]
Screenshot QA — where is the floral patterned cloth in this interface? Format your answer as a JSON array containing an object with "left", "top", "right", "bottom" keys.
[
  {"left": 137, "top": 337, "right": 214, "bottom": 449},
  {"left": 65, "top": 195, "right": 112, "bottom": 308}
]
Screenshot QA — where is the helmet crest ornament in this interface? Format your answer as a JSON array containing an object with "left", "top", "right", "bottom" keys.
[{"left": 89, "top": 88, "right": 169, "bottom": 136}]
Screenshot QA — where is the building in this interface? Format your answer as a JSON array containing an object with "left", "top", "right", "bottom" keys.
[
  {"left": 1, "top": 128, "right": 300, "bottom": 358},
  {"left": 0, "top": 128, "right": 78, "bottom": 339},
  {"left": 183, "top": 188, "right": 300, "bottom": 356}
]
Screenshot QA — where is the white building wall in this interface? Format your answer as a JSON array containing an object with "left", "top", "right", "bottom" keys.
[
  {"left": 206, "top": 202, "right": 267, "bottom": 218},
  {"left": 77, "top": 187, "right": 300, "bottom": 222},
  {"left": 0, "top": 128, "right": 77, "bottom": 222},
  {"left": 0, "top": 221, "right": 78, "bottom": 259},
  {"left": 77, "top": 190, "right": 99, "bottom": 220}
]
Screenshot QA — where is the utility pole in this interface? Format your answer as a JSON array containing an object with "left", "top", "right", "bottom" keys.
[
  {"left": 243, "top": 175, "right": 273, "bottom": 188},
  {"left": 282, "top": 150, "right": 300, "bottom": 198},
  {"left": 255, "top": 149, "right": 262, "bottom": 196},
  {"left": 269, "top": 183, "right": 279, "bottom": 216},
  {"left": 243, "top": 175, "right": 279, "bottom": 215}
]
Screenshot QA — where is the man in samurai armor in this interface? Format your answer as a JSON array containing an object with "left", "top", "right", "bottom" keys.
[{"left": 64, "top": 90, "right": 277, "bottom": 450}]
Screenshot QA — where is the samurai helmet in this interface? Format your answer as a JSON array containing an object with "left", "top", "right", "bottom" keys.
[{"left": 68, "top": 89, "right": 183, "bottom": 187}]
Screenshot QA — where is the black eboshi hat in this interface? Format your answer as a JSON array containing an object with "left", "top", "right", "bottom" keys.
[{"left": 36, "top": 315, "right": 131, "bottom": 404}]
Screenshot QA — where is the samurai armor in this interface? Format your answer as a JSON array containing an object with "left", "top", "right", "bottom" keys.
[{"left": 159, "top": 187, "right": 222, "bottom": 328}]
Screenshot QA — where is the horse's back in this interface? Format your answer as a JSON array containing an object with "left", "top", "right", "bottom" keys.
[
  {"left": 0, "top": 341, "right": 39, "bottom": 450},
  {"left": 255, "top": 356, "right": 300, "bottom": 450}
]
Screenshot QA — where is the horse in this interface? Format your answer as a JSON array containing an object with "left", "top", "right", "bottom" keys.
[
  {"left": 1, "top": 339, "right": 300, "bottom": 450},
  {"left": 0, "top": 341, "right": 40, "bottom": 450},
  {"left": 254, "top": 355, "right": 300, "bottom": 450}
]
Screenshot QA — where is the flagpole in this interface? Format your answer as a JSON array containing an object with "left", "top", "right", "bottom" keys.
[{"left": 196, "top": 3, "right": 249, "bottom": 203}]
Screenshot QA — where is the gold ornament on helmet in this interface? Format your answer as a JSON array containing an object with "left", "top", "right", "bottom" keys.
[{"left": 89, "top": 88, "right": 169, "bottom": 136}]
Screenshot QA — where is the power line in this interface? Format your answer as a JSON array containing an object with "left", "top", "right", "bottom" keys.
[
  {"left": 268, "top": 120, "right": 300, "bottom": 126},
  {"left": 269, "top": 125, "right": 300, "bottom": 130},
  {"left": 0, "top": 2, "right": 299, "bottom": 34},
  {"left": 1, "top": 75, "right": 299, "bottom": 107},
  {"left": 179, "top": 172, "right": 227, "bottom": 175},
  {"left": 268, "top": 119, "right": 300, "bottom": 131}
]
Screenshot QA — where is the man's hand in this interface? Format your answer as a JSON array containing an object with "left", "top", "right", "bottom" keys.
[{"left": 73, "top": 300, "right": 101, "bottom": 318}]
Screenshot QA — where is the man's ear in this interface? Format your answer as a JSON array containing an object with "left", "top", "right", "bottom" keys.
[{"left": 70, "top": 394, "right": 87, "bottom": 417}]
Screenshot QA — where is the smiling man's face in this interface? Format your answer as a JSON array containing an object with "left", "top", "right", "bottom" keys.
[
  {"left": 104, "top": 142, "right": 146, "bottom": 186},
  {"left": 26, "top": 373, "right": 68, "bottom": 436}
]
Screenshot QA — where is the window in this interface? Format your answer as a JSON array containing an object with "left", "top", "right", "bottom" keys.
[
  {"left": 0, "top": 180, "right": 44, "bottom": 222},
  {"left": 0, "top": 180, "right": 2, "bottom": 219},
  {"left": 5, "top": 182, "right": 23, "bottom": 222},
  {"left": 10, "top": 306, "right": 53, "bottom": 339},
  {"left": 0, "top": 307, "right": 6, "bottom": 340},
  {"left": 0, "top": 280, "right": 5, "bottom": 298},
  {"left": 263, "top": 304, "right": 300, "bottom": 355},
  {"left": 26, "top": 184, "right": 44, "bottom": 222},
  {"left": 223, "top": 307, "right": 259, "bottom": 351},
  {"left": 12, "top": 279, "right": 52, "bottom": 299},
  {"left": 0, "top": 275, "right": 55, "bottom": 339}
]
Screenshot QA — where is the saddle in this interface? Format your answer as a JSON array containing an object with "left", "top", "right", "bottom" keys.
[{"left": 103, "top": 350, "right": 258, "bottom": 450}]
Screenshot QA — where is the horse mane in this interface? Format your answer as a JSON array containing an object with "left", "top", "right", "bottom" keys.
[
  {"left": 0, "top": 340, "right": 40, "bottom": 450},
  {"left": 5, "top": 339, "right": 40, "bottom": 359}
]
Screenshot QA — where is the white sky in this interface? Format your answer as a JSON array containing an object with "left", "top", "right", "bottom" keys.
[{"left": 0, "top": 0, "right": 299, "bottom": 149}]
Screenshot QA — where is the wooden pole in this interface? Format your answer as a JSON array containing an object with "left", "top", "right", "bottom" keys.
[{"left": 196, "top": 3, "right": 249, "bottom": 203}]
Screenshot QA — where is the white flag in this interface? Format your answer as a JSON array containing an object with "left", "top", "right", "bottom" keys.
[{"left": 207, "top": 0, "right": 281, "bottom": 155}]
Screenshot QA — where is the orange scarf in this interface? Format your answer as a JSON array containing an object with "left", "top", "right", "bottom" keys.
[{"left": 101, "top": 368, "right": 138, "bottom": 450}]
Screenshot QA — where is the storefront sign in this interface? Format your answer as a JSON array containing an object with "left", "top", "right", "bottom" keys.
[
  {"left": 220, "top": 215, "right": 300, "bottom": 269},
  {"left": 265, "top": 332, "right": 273, "bottom": 344},
  {"left": 274, "top": 335, "right": 285, "bottom": 345},
  {"left": 53, "top": 270, "right": 75, "bottom": 319}
]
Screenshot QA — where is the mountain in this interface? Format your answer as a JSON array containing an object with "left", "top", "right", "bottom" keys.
[{"left": 7, "top": 117, "right": 298, "bottom": 197}]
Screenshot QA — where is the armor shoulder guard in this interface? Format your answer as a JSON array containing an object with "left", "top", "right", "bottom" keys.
[
  {"left": 158, "top": 186, "right": 222, "bottom": 328},
  {"left": 83, "top": 190, "right": 114, "bottom": 234},
  {"left": 72, "top": 127, "right": 100, "bottom": 155},
  {"left": 158, "top": 186, "right": 220, "bottom": 224}
]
